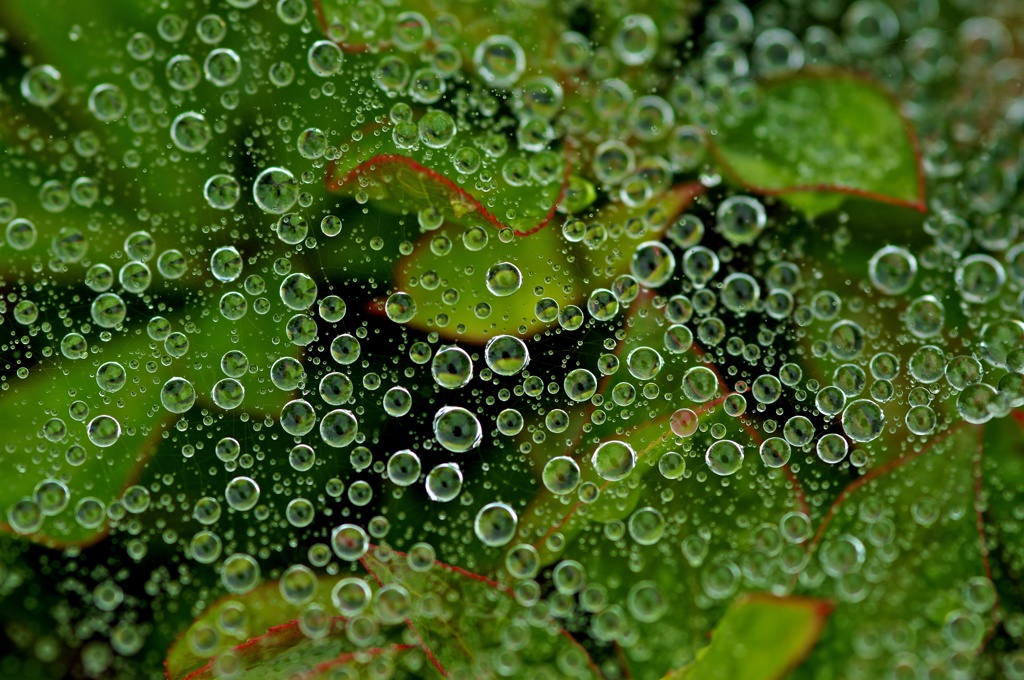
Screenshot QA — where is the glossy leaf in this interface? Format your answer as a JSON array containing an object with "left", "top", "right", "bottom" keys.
[
  {"left": 508, "top": 293, "right": 809, "bottom": 676},
  {"left": 315, "top": 0, "right": 563, "bottom": 69},
  {"left": 168, "top": 586, "right": 418, "bottom": 680},
  {"left": 165, "top": 575, "right": 347, "bottom": 679}
]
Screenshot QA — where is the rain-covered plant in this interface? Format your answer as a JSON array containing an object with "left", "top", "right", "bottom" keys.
[{"left": 1, "top": 0, "right": 1023, "bottom": 678}]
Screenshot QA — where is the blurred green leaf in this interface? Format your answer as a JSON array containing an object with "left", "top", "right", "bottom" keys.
[
  {"left": 663, "top": 594, "right": 833, "bottom": 680},
  {"left": 165, "top": 573, "right": 353, "bottom": 680},
  {"left": 315, "top": 0, "right": 564, "bottom": 72},
  {"left": 711, "top": 71, "right": 925, "bottom": 218},
  {"left": 168, "top": 546, "right": 599, "bottom": 679}
]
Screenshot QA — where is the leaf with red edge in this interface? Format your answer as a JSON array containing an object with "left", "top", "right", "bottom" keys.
[
  {"left": 515, "top": 291, "right": 718, "bottom": 559},
  {"left": 174, "top": 625, "right": 416, "bottom": 680},
  {"left": 327, "top": 147, "right": 569, "bottom": 238},
  {"left": 710, "top": 70, "right": 926, "bottom": 218},
  {"left": 793, "top": 423, "right": 995, "bottom": 678},
  {"left": 509, "top": 293, "right": 808, "bottom": 678},
  {"left": 165, "top": 572, "right": 425, "bottom": 680},
  {"left": 166, "top": 574, "right": 345, "bottom": 680},
  {"left": 662, "top": 594, "right": 834, "bottom": 680},
  {"left": 387, "top": 183, "right": 701, "bottom": 342},
  {"left": 359, "top": 546, "right": 601, "bottom": 678},
  {"left": 167, "top": 547, "right": 601, "bottom": 680}
]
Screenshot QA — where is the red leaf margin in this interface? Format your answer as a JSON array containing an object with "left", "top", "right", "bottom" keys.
[
  {"left": 527, "top": 287, "right": 809, "bottom": 553},
  {"left": 798, "top": 417, "right": 1002, "bottom": 653},
  {"left": 325, "top": 143, "right": 573, "bottom": 238},
  {"left": 359, "top": 545, "right": 603, "bottom": 678},
  {"left": 166, "top": 545, "right": 602, "bottom": 680}
]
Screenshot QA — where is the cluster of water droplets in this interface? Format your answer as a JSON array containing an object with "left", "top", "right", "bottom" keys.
[{"left": 1, "top": 0, "right": 1024, "bottom": 677}]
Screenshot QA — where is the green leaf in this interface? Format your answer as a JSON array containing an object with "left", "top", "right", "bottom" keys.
[
  {"left": 711, "top": 70, "right": 925, "bottom": 218},
  {"left": 326, "top": 131, "right": 569, "bottom": 237},
  {"left": 361, "top": 547, "right": 600, "bottom": 678},
  {"left": 389, "top": 212, "right": 578, "bottom": 342},
  {"left": 515, "top": 291, "right": 719, "bottom": 561},
  {"left": 0, "top": 330, "right": 173, "bottom": 547},
  {"left": 167, "top": 548, "right": 599, "bottom": 679},
  {"left": 0, "top": 305, "right": 293, "bottom": 547},
  {"left": 508, "top": 293, "right": 810, "bottom": 677},
  {"left": 315, "top": 0, "right": 564, "bottom": 71},
  {"left": 165, "top": 573, "right": 351, "bottom": 679},
  {"left": 389, "top": 183, "right": 700, "bottom": 342},
  {"left": 794, "top": 424, "right": 994, "bottom": 678},
  {"left": 663, "top": 594, "right": 834, "bottom": 680}
]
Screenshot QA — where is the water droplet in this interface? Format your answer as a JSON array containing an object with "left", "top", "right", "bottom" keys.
[
  {"left": 21, "top": 64, "right": 63, "bottom": 106},
  {"left": 6, "top": 218, "right": 37, "bottom": 250},
  {"left": 433, "top": 406, "right": 482, "bottom": 453},
  {"left": 484, "top": 335, "right": 530, "bottom": 376},
  {"left": 86, "top": 414, "right": 121, "bottom": 448},
  {"left": 630, "top": 241, "right": 676, "bottom": 288},
  {"left": 387, "top": 450, "right": 421, "bottom": 486},
  {"left": 474, "top": 502, "right": 518, "bottom": 547},
  {"left": 385, "top": 291, "right": 417, "bottom": 323},
  {"left": 96, "top": 362, "right": 127, "bottom": 393},
  {"left": 160, "top": 377, "right": 196, "bottom": 414},
  {"left": 473, "top": 35, "right": 525, "bottom": 88},
  {"left": 91, "top": 292, "right": 127, "bottom": 328},
  {"left": 628, "top": 506, "right": 665, "bottom": 545},
  {"left": 88, "top": 84, "right": 127, "bottom": 121},
  {"left": 432, "top": 346, "right": 474, "bottom": 389},
  {"left": 225, "top": 476, "right": 260, "bottom": 511},
  {"left": 592, "top": 440, "right": 636, "bottom": 481},
  {"left": 253, "top": 167, "right": 298, "bottom": 214},
  {"left": 320, "top": 409, "right": 358, "bottom": 448},
  {"left": 332, "top": 577, "right": 371, "bottom": 615},
  {"left": 842, "top": 399, "right": 885, "bottom": 442},
  {"left": 204, "top": 48, "right": 241, "bottom": 86},
  {"left": 221, "top": 553, "right": 260, "bottom": 594},
  {"left": 869, "top": 245, "right": 917, "bottom": 294},
  {"left": 543, "top": 456, "right": 581, "bottom": 495},
  {"left": 308, "top": 40, "right": 344, "bottom": 76},
  {"left": 280, "top": 399, "right": 317, "bottom": 436},
  {"left": 331, "top": 523, "right": 368, "bottom": 561},
  {"left": 425, "top": 462, "right": 463, "bottom": 502},
  {"left": 204, "top": 175, "right": 241, "bottom": 210},
  {"left": 170, "top": 112, "right": 212, "bottom": 152},
  {"left": 716, "top": 195, "right": 766, "bottom": 245},
  {"left": 279, "top": 272, "right": 318, "bottom": 310},
  {"left": 485, "top": 262, "right": 522, "bottom": 297},
  {"left": 955, "top": 253, "right": 1005, "bottom": 303},
  {"left": 705, "top": 440, "right": 743, "bottom": 475}
]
